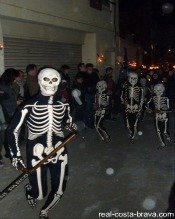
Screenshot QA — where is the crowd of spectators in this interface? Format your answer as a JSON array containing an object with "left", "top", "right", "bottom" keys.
[
  {"left": 0, "top": 63, "right": 117, "bottom": 167},
  {"left": 0, "top": 62, "right": 175, "bottom": 167}
]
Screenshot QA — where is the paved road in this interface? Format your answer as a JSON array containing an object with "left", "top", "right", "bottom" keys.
[{"left": 0, "top": 112, "right": 175, "bottom": 219}]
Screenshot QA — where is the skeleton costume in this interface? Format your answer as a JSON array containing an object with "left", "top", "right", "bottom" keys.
[
  {"left": 121, "top": 73, "right": 143, "bottom": 141},
  {"left": 147, "top": 83, "right": 171, "bottom": 148},
  {"left": 94, "top": 81, "right": 110, "bottom": 142},
  {"left": 7, "top": 68, "right": 75, "bottom": 219},
  {"left": 139, "top": 77, "right": 150, "bottom": 121}
]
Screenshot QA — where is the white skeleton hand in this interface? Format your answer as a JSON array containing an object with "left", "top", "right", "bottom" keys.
[
  {"left": 65, "top": 122, "right": 77, "bottom": 131},
  {"left": 12, "top": 156, "right": 26, "bottom": 171}
]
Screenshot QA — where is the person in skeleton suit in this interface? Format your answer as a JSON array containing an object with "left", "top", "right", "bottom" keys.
[
  {"left": 94, "top": 80, "right": 110, "bottom": 142},
  {"left": 121, "top": 72, "right": 143, "bottom": 141},
  {"left": 139, "top": 77, "right": 150, "bottom": 121},
  {"left": 7, "top": 68, "right": 76, "bottom": 219},
  {"left": 147, "top": 83, "right": 171, "bottom": 148}
]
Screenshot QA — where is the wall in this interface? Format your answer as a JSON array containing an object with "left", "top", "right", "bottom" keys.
[
  {"left": 0, "top": 21, "right": 4, "bottom": 74},
  {"left": 0, "top": 0, "right": 113, "bottom": 32},
  {"left": 1, "top": 18, "right": 85, "bottom": 44},
  {"left": 0, "top": 0, "right": 118, "bottom": 74}
]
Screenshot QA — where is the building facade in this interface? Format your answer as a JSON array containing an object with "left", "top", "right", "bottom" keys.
[{"left": 0, "top": 0, "right": 119, "bottom": 79}]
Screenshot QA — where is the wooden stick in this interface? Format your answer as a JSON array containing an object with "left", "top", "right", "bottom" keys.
[{"left": 0, "top": 131, "right": 76, "bottom": 200}]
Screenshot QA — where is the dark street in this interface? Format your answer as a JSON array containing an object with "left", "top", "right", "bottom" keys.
[{"left": 1, "top": 111, "right": 175, "bottom": 219}]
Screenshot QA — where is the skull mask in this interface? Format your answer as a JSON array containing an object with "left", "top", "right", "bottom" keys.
[
  {"left": 96, "top": 81, "right": 107, "bottom": 94},
  {"left": 128, "top": 72, "right": 138, "bottom": 86},
  {"left": 38, "top": 68, "right": 61, "bottom": 96},
  {"left": 154, "top": 84, "right": 165, "bottom": 96}
]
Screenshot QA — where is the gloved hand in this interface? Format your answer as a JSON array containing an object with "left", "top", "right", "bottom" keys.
[{"left": 12, "top": 156, "right": 26, "bottom": 171}]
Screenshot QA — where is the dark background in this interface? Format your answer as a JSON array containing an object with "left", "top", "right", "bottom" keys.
[{"left": 119, "top": 0, "right": 175, "bottom": 65}]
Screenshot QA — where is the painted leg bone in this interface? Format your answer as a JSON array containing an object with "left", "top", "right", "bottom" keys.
[
  {"left": 164, "top": 118, "right": 171, "bottom": 142},
  {"left": 125, "top": 112, "right": 132, "bottom": 137},
  {"left": 95, "top": 111, "right": 110, "bottom": 141},
  {"left": 132, "top": 115, "right": 139, "bottom": 139},
  {"left": 40, "top": 154, "right": 68, "bottom": 218},
  {"left": 155, "top": 118, "right": 166, "bottom": 147},
  {"left": 98, "top": 125, "right": 110, "bottom": 141},
  {"left": 25, "top": 184, "right": 37, "bottom": 208},
  {"left": 94, "top": 114, "right": 105, "bottom": 141}
]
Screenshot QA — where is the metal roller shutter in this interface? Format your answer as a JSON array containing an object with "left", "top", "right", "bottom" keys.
[{"left": 3, "top": 37, "right": 82, "bottom": 82}]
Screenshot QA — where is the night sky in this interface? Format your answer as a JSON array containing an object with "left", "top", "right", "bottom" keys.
[{"left": 119, "top": 0, "right": 175, "bottom": 65}]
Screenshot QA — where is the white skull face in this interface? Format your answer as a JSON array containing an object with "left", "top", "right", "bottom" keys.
[
  {"left": 154, "top": 84, "right": 165, "bottom": 96},
  {"left": 38, "top": 68, "right": 61, "bottom": 96},
  {"left": 96, "top": 81, "right": 107, "bottom": 93},
  {"left": 128, "top": 72, "right": 138, "bottom": 86}
]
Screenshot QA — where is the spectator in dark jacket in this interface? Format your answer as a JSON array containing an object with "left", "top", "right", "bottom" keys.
[
  {"left": 60, "top": 65, "right": 71, "bottom": 90},
  {"left": 25, "top": 64, "right": 39, "bottom": 99},
  {"left": 0, "top": 89, "right": 9, "bottom": 167},
  {"left": 103, "top": 67, "right": 117, "bottom": 119},
  {"left": 71, "top": 74, "right": 85, "bottom": 122},
  {"left": 83, "top": 63, "right": 99, "bottom": 128},
  {"left": 167, "top": 70, "right": 175, "bottom": 101},
  {"left": 76, "top": 62, "right": 86, "bottom": 80},
  {"left": 59, "top": 80, "right": 70, "bottom": 104},
  {"left": 12, "top": 70, "right": 25, "bottom": 105},
  {"left": 0, "top": 68, "right": 20, "bottom": 160},
  {"left": 0, "top": 68, "right": 19, "bottom": 120}
]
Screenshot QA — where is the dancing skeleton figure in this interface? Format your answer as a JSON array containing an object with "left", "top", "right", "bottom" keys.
[
  {"left": 94, "top": 81, "right": 110, "bottom": 142},
  {"left": 147, "top": 83, "right": 171, "bottom": 148},
  {"left": 139, "top": 77, "right": 150, "bottom": 121},
  {"left": 7, "top": 68, "right": 76, "bottom": 219},
  {"left": 121, "top": 73, "right": 143, "bottom": 141}
]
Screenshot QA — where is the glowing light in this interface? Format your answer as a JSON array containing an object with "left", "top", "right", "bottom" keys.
[
  {"left": 129, "top": 60, "right": 137, "bottom": 68},
  {"left": 97, "top": 53, "right": 105, "bottom": 65},
  {"left": 106, "top": 168, "right": 114, "bottom": 175},
  {"left": 149, "top": 65, "right": 159, "bottom": 70},
  {"left": 142, "top": 65, "right": 147, "bottom": 69},
  {"left": 0, "top": 44, "right": 4, "bottom": 49}
]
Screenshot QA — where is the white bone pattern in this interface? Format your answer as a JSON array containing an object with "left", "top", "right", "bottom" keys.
[
  {"left": 96, "top": 81, "right": 107, "bottom": 93},
  {"left": 153, "top": 96, "right": 169, "bottom": 121},
  {"left": 95, "top": 94, "right": 109, "bottom": 117},
  {"left": 152, "top": 95, "right": 170, "bottom": 146},
  {"left": 26, "top": 97, "right": 68, "bottom": 164},
  {"left": 126, "top": 87, "right": 142, "bottom": 113},
  {"left": 94, "top": 92, "right": 109, "bottom": 140}
]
